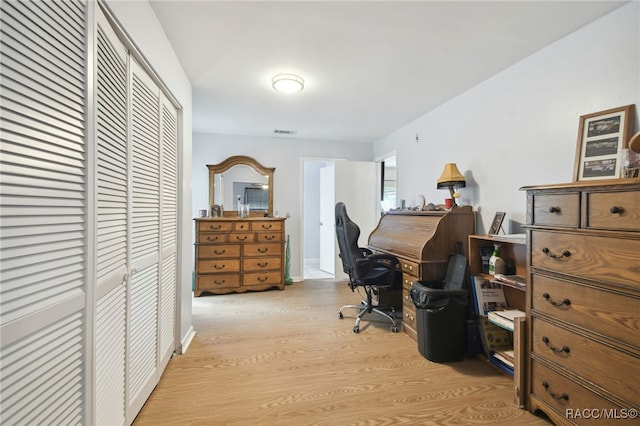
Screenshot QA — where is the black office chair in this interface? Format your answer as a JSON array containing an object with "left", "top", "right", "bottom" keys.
[{"left": 335, "top": 202, "right": 401, "bottom": 333}]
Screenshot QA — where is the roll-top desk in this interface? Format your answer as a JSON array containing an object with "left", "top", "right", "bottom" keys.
[
  {"left": 368, "top": 206, "right": 476, "bottom": 340},
  {"left": 194, "top": 217, "right": 286, "bottom": 296},
  {"left": 522, "top": 180, "right": 639, "bottom": 425}
]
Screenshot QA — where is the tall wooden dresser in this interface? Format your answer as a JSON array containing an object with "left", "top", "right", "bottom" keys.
[
  {"left": 194, "top": 217, "right": 286, "bottom": 296},
  {"left": 521, "top": 180, "right": 640, "bottom": 425},
  {"left": 368, "top": 206, "right": 476, "bottom": 340}
]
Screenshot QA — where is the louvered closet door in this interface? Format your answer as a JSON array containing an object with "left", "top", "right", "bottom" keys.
[
  {"left": 94, "top": 8, "right": 128, "bottom": 426},
  {"left": 127, "top": 59, "right": 161, "bottom": 420},
  {"left": 0, "top": 0, "right": 88, "bottom": 424},
  {"left": 158, "top": 95, "right": 178, "bottom": 373}
]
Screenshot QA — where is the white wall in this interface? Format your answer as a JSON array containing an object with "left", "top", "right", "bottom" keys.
[
  {"left": 192, "top": 133, "right": 372, "bottom": 280},
  {"left": 106, "top": 0, "right": 194, "bottom": 350},
  {"left": 374, "top": 2, "right": 640, "bottom": 234}
]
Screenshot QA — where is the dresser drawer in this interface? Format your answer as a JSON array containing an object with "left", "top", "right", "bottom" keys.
[
  {"left": 198, "top": 232, "right": 227, "bottom": 243},
  {"left": 198, "top": 259, "right": 240, "bottom": 273},
  {"left": 252, "top": 220, "right": 283, "bottom": 231},
  {"left": 243, "top": 271, "right": 282, "bottom": 286},
  {"left": 228, "top": 232, "right": 254, "bottom": 243},
  {"left": 531, "top": 193, "right": 580, "bottom": 227},
  {"left": 530, "top": 360, "right": 633, "bottom": 426},
  {"left": 532, "top": 318, "right": 639, "bottom": 404},
  {"left": 530, "top": 230, "right": 640, "bottom": 289},
  {"left": 243, "top": 257, "right": 281, "bottom": 272},
  {"left": 198, "top": 244, "right": 241, "bottom": 259},
  {"left": 234, "top": 221, "right": 251, "bottom": 231},
  {"left": 198, "top": 221, "right": 233, "bottom": 232},
  {"left": 586, "top": 191, "right": 640, "bottom": 231},
  {"left": 197, "top": 273, "right": 241, "bottom": 290},
  {"left": 256, "top": 232, "right": 282, "bottom": 242},
  {"left": 532, "top": 274, "right": 640, "bottom": 349},
  {"left": 243, "top": 243, "right": 282, "bottom": 257}
]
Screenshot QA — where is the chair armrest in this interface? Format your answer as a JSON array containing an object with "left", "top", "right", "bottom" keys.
[
  {"left": 360, "top": 247, "right": 373, "bottom": 256},
  {"left": 367, "top": 253, "right": 399, "bottom": 265}
]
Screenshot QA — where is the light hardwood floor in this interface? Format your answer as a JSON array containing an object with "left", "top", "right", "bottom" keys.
[{"left": 133, "top": 280, "right": 550, "bottom": 425}]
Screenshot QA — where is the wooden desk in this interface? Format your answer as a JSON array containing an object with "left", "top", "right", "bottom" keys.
[{"left": 368, "top": 206, "right": 476, "bottom": 340}]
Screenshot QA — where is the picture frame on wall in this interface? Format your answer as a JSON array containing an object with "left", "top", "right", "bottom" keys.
[
  {"left": 488, "top": 212, "right": 506, "bottom": 235},
  {"left": 573, "top": 104, "right": 635, "bottom": 181}
]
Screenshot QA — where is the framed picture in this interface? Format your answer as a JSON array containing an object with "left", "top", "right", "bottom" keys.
[
  {"left": 488, "top": 212, "right": 506, "bottom": 235},
  {"left": 573, "top": 104, "right": 635, "bottom": 181}
]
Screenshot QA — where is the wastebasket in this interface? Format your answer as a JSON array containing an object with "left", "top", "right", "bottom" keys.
[{"left": 409, "top": 281, "right": 468, "bottom": 362}]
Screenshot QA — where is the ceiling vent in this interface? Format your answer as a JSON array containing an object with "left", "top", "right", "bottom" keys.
[{"left": 273, "top": 129, "right": 297, "bottom": 135}]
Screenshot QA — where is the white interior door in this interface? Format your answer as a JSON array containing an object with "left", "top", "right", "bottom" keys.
[
  {"left": 319, "top": 164, "right": 335, "bottom": 273},
  {"left": 319, "top": 161, "right": 377, "bottom": 280}
]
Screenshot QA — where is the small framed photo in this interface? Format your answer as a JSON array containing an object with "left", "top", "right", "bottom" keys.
[
  {"left": 573, "top": 105, "right": 635, "bottom": 181},
  {"left": 488, "top": 212, "right": 506, "bottom": 235}
]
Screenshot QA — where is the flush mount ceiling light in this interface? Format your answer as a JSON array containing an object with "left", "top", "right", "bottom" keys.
[{"left": 272, "top": 73, "right": 304, "bottom": 94}]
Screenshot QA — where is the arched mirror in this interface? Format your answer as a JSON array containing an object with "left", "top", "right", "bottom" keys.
[{"left": 208, "top": 156, "right": 275, "bottom": 217}]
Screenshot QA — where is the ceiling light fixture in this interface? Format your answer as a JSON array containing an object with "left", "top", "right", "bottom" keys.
[{"left": 272, "top": 73, "right": 304, "bottom": 94}]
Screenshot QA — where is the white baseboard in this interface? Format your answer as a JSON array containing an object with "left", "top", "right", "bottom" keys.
[{"left": 179, "top": 326, "right": 196, "bottom": 354}]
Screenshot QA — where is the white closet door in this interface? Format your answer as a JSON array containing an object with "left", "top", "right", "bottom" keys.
[
  {"left": 0, "top": 0, "right": 87, "bottom": 424},
  {"left": 127, "top": 59, "right": 160, "bottom": 420},
  {"left": 158, "top": 95, "right": 178, "bottom": 373},
  {"left": 94, "top": 8, "right": 128, "bottom": 426}
]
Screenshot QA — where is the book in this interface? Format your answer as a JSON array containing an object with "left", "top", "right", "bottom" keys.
[
  {"left": 471, "top": 275, "right": 508, "bottom": 315},
  {"left": 493, "top": 349, "right": 515, "bottom": 368},
  {"left": 488, "top": 309, "right": 525, "bottom": 331},
  {"left": 478, "top": 317, "right": 512, "bottom": 355},
  {"left": 492, "top": 274, "right": 526, "bottom": 290}
]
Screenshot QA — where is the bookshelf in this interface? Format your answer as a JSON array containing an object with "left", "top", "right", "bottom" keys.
[{"left": 468, "top": 234, "right": 527, "bottom": 407}]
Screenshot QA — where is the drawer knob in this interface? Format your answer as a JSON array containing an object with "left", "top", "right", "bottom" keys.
[
  {"left": 258, "top": 262, "right": 269, "bottom": 267},
  {"left": 214, "top": 249, "right": 226, "bottom": 255},
  {"left": 542, "top": 336, "right": 570, "bottom": 354},
  {"left": 542, "top": 292, "right": 571, "bottom": 307},
  {"left": 261, "top": 224, "right": 273, "bottom": 229},
  {"left": 541, "top": 381, "right": 569, "bottom": 401},
  {"left": 541, "top": 247, "right": 571, "bottom": 259},
  {"left": 548, "top": 206, "right": 561, "bottom": 213},
  {"left": 610, "top": 206, "right": 623, "bottom": 214},
  {"left": 264, "top": 235, "right": 275, "bottom": 241},
  {"left": 257, "top": 276, "right": 268, "bottom": 282},
  {"left": 258, "top": 248, "right": 268, "bottom": 253},
  {"left": 214, "top": 264, "right": 226, "bottom": 270},
  {"left": 235, "top": 236, "right": 247, "bottom": 241}
]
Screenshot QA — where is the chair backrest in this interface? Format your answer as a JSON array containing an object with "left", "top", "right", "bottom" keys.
[
  {"left": 442, "top": 253, "right": 467, "bottom": 290},
  {"left": 335, "top": 202, "right": 365, "bottom": 281}
]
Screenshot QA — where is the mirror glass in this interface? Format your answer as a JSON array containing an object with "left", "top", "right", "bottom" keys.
[{"left": 208, "top": 156, "right": 274, "bottom": 217}]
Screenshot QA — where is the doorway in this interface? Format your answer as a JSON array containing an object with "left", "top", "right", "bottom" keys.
[
  {"left": 301, "top": 159, "right": 378, "bottom": 281},
  {"left": 302, "top": 159, "right": 334, "bottom": 279}
]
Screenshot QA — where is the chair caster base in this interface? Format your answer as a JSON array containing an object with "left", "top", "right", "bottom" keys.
[{"left": 353, "top": 326, "right": 360, "bottom": 333}]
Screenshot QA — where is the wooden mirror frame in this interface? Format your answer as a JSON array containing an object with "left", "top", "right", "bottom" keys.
[{"left": 207, "top": 156, "right": 275, "bottom": 217}]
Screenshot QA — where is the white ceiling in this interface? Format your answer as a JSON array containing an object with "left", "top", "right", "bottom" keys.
[{"left": 149, "top": 1, "right": 625, "bottom": 143}]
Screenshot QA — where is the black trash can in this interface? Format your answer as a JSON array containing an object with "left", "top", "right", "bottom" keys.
[{"left": 409, "top": 281, "right": 468, "bottom": 362}]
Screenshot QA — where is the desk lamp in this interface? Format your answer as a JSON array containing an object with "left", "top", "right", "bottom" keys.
[{"left": 437, "top": 163, "right": 466, "bottom": 208}]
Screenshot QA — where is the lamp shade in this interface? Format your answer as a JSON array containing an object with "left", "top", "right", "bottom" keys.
[{"left": 437, "top": 163, "right": 466, "bottom": 189}]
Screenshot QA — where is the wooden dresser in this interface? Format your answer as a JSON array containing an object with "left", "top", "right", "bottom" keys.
[
  {"left": 194, "top": 217, "right": 286, "bottom": 296},
  {"left": 368, "top": 206, "right": 476, "bottom": 340},
  {"left": 521, "top": 180, "right": 640, "bottom": 425}
]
